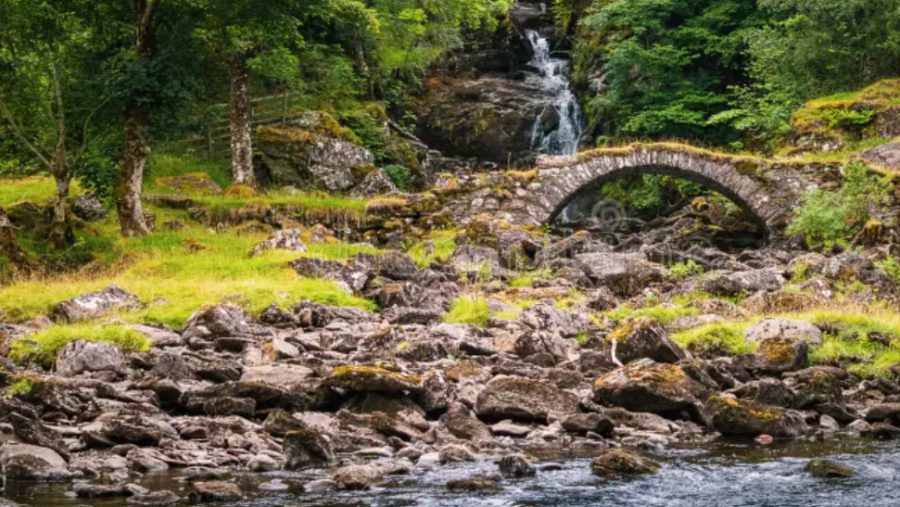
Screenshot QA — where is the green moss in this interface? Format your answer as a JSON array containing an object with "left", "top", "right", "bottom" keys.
[
  {"left": 405, "top": 231, "right": 457, "bottom": 268},
  {"left": 4, "top": 378, "right": 34, "bottom": 397},
  {"left": 10, "top": 324, "right": 150, "bottom": 368}
]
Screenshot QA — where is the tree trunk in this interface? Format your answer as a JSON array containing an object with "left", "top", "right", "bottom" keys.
[
  {"left": 116, "top": 110, "right": 152, "bottom": 237},
  {"left": 115, "top": 0, "right": 160, "bottom": 237},
  {"left": 48, "top": 175, "right": 72, "bottom": 250},
  {"left": 229, "top": 59, "right": 256, "bottom": 187},
  {"left": 0, "top": 205, "right": 30, "bottom": 270}
]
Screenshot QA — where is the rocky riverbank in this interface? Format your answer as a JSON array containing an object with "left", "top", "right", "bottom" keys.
[{"left": 3, "top": 208, "right": 900, "bottom": 506}]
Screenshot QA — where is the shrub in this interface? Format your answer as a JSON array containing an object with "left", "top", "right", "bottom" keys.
[
  {"left": 383, "top": 165, "right": 415, "bottom": 192},
  {"left": 787, "top": 162, "right": 887, "bottom": 250}
]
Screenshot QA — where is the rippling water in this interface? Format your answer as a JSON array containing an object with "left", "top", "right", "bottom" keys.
[{"left": 7, "top": 439, "right": 900, "bottom": 507}]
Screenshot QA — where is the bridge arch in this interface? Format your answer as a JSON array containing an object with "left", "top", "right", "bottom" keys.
[{"left": 524, "top": 145, "right": 796, "bottom": 235}]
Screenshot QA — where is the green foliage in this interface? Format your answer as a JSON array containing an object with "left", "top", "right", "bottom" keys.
[
  {"left": 444, "top": 294, "right": 491, "bottom": 326},
  {"left": 383, "top": 165, "right": 415, "bottom": 192},
  {"left": 10, "top": 324, "right": 150, "bottom": 369},
  {"left": 670, "top": 260, "right": 704, "bottom": 281},
  {"left": 787, "top": 162, "right": 888, "bottom": 250},
  {"left": 600, "top": 174, "right": 704, "bottom": 214},
  {"left": 4, "top": 378, "right": 34, "bottom": 397},
  {"left": 571, "top": 0, "right": 900, "bottom": 147},
  {"left": 876, "top": 257, "right": 900, "bottom": 285},
  {"left": 406, "top": 232, "right": 457, "bottom": 268}
]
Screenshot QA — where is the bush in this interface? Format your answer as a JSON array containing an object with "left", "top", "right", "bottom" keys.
[
  {"left": 787, "top": 162, "right": 887, "bottom": 250},
  {"left": 383, "top": 165, "right": 415, "bottom": 192}
]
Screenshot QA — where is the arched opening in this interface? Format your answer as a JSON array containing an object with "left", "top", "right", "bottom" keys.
[{"left": 548, "top": 165, "right": 767, "bottom": 251}]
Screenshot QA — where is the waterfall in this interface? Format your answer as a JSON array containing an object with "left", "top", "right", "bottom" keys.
[{"left": 526, "top": 28, "right": 583, "bottom": 156}]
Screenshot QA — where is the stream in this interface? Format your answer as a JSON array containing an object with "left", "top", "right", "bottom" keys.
[{"left": 6, "top": 439, "right": 899, "bottom": 507}]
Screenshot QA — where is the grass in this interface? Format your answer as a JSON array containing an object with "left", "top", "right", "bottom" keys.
[
  {"left": 145, "top": 153, "right": 232, "bottom": 194},
  {"left": 671, "top": 321, "right": 755, "bottom": 355},
  {"left": 10, "top": 324, "right": 150, "bottom": 368},
  {"left": 444, "top": 294, "right": 492, "bottom": 326},
  {"left": 606, "top": 304, "right": 701, "bottom": 326},
  {"left": 0, "top": 203, "right": 376, "bottom": 327},
  {"left": 406, "top": 230, "right": 457, "bottom": 268},
  {"left": 0, "top": 176, "right": 83, "bottom": 207},
  {"left": 510, "top": 268, "right": 555, "bottom": 288}
]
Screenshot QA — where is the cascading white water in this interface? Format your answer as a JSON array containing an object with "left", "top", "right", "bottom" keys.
[{"left": 526, "top": 27, "right": 583, "bottom": 156}]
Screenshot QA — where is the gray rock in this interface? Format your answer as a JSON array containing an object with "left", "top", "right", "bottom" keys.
[
  {"left": 702, "top": 269, "right": 785, "bottom": 297},
  {"left": 303, "top": 479, "right": 337, "bottom": 494},
  {"left": 490, "top": 422, "right": 532, "bottom": 438},
  {"left": 126, "top": 491, "right": 181, "bottom": 506},
  {"left": 476, "top": 376, "right": 579, "bottom": 423},
  {"left": 189, "top": 482, "right": 242, "bottom": 503},
  {"left": 707, "top": 395, "right": 808, "bottom": 438},
  {"left": 73, "top": 194, "right": 108, "bottom": 221},
  {"left": 590, "top": 448, "right": 660, "bottom": 479},
  {"left": 258, "top": 122, "right": 373, "bottom": 191},
  {"left": 283, "top": 428, "right": 334, "bottom": 470},
  {"left": 592, "top": 359, "right": 708, "bottom": 424},
  {"left": 250, "top": 229, "right": 307, "bottom": 257},
  {"left": 499, "top": 454, "right": 536, "bottom": 478},
  {"left": 0, "top": 444, "right": 71, "bottom": 482},
  {"left": 561, "top": 413, "right": 614, "bottom": 436},
  {"left": 744, "top": 319, "right": 823, "bottom": 345},
  {"left": 52, "top": 285, "right": 141, "bottom": 323},
  {"left": 612, "top": 317, "right": 686, "bottom": 364},
  {"left": 56, "top": 340, "right": 127, "bottom": 378},
  {"left": 439, "top": 444, "right": 478, "bottom": 464},
  {"left": 575, "top": 253, "right": 669, "bottom": 297},
  {"left": 182, "top": 303, "right": 252, "bottom": 340},
  {"left": 351, "top": 168, "right": 398, "bottom": 197},
  {"left": 441, "top": 403, "right": 493, "bottom": 443}
]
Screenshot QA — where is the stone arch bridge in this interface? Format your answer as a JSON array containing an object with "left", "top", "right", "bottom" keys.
[{"left": 505, "top": 144, "right": 841, "bottom": 236}]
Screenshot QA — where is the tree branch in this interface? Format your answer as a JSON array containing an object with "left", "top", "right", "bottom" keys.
[{"left": 0, "top": 98, "right": 55, "bottom": 173}]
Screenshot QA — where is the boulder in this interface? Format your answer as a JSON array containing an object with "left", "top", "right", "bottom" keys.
[
  {"left": 706, "top": 395, "right": 808, "bottom": 438},
  {"left": 702, "top": 269, "right": 785, "bottom": 297},
  {"left": 257, "top": 124, "right": 373, "bottom": 191},
  {"left": 52, "top": 285, "right": 141, "bottom": 323},
  {"left": 575, "top": 253, "right": 669, "bottom": 297},
  {"left": 55, "top": 340, "right": 127, "bottom": 378},
  {"left": 499, "top": 454, "right": 536, "bottom": 478},
  {"left": 592, "top": 359, "right": 708, "bottom": 423},
  {"left": 289, "top": 257, "right": 372, "bottom": 293},
  {"left": 561, "top": 413, "right": 614, "bottom": 436},
  {"left": 864, "top": 403, "right": 900, "bottom": 424},
  {"left": 73, "top": 194, "right": 107, "bottom": 221},
  {"left": 450, "top": 245, "right": 505, "bottom": 279},
  {"left": 181, "top": 303, "right": 251, "bottom": 340},
  {"left": 332, "top": 464, "right": 390, "bottom": 490},
  {"left": 154, "top": 172, "right": 222, "bottom": 195},
  {"left": 0, "top": 444, "right": 71, "bottom": 482},
  {"left": 249, "top": 229, "right": 307, "bottom": 257},
  {"left": 609, "top": 317, "right": 686, "bottom": 364},
  {"left": 475, "top": 376, "right": 579, "bottom": 422},
  {"left": 354, "top": 251, "right": 418, "bottom": 281},
  {"left": 805, "top": 459, "right": 855, "bottom": 478},
  {"left": 440, "top": 403, "right": 493, "bottom": 443},
  {"left": 590, "top": 448, "right": 660, "bottom": 480},
  {"left": 755, "top": 337, "right": 809, "bottom": 374},
  {"left": 324, "top": 366, "right": 422, "bottom": 394},
  {"left": 744, "top": 319, "right": 823, "bottom": 346},
  {"left": 858, "top": 141, "right": 900, "bottom": 170},
  {"left": 817, "top": 253, "right": 874, "bottom": 280},
  {"left": 351, "top": 168, "right": 398, "bottom": 197},
  {"left": 188, "top": 482, "right": 242, "bottom": 503},
  {"left": 126, "top": 491, "right": 181, "bottom": 506},
  {"left": 282, "top": 428, "right": 334, "bottom": 470},
  {"left": 729, "top": 379, "right": 795, "bottom": 408},
  {"left": 446, "top": 476, "right": 503, "bottom": 492}
]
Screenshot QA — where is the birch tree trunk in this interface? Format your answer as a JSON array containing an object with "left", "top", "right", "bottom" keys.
[{"left": 229, "top": 59, "right": 256, "bottom": 187}]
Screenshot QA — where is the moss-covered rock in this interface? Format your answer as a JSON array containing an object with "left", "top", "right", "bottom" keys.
[
  {"left": 706, "top": 395, "right": 808, "bottom": 438},
  {"left": 475, "top": 375, "right": 579, "bottom": 423},
  {"left": 590, "top": 448, "right": 660, "bottom": 480},
  {"left": 608, "top": 317, "right": 686, "bottom": 364},
  {"left": 592, "top": 359, "right": 708, "bottom": 423},
  {"left": 805, "top": 459, "right": 855, "bottom": 478},
  {"left": 324, "top": 365, "right": 422, "bottom": 394}
]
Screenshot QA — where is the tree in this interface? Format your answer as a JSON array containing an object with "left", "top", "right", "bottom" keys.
[
  {"left": 194, "top": 0, "right": 309, "bottom": 187},
  {"left": 0, "top": 0, "right": 108, "bottom": 250},
  {"left": 115, "top": 0, "right": 163, "bottom": 237},
  {"left": 0, "top": 204, "right": 31, "bottom": 270}
]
